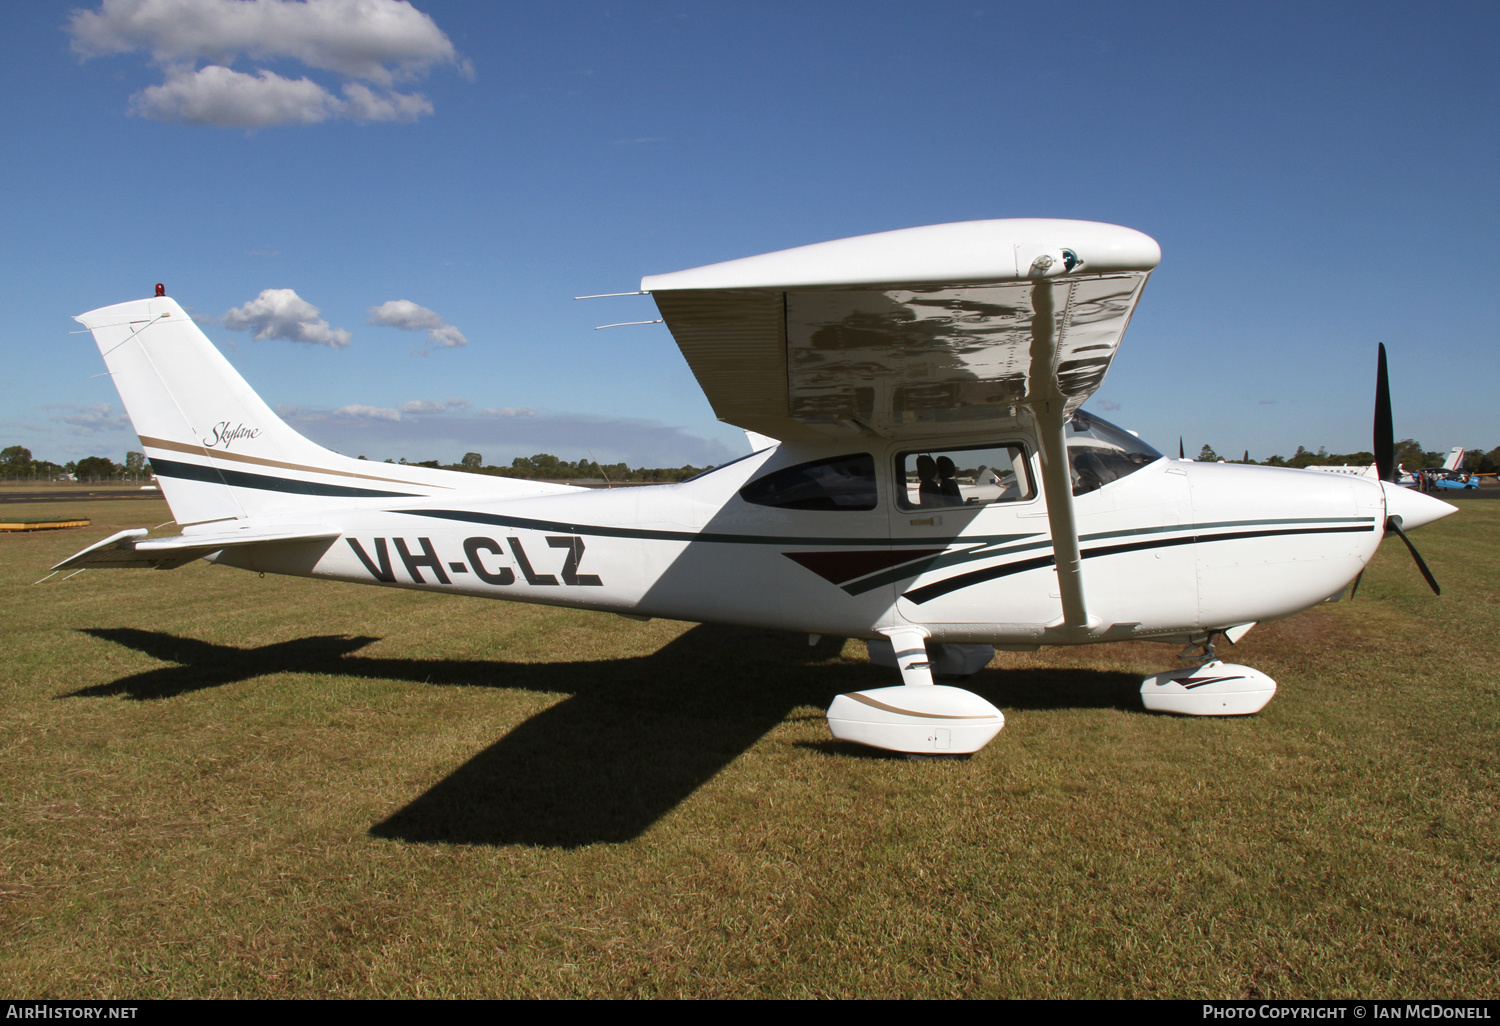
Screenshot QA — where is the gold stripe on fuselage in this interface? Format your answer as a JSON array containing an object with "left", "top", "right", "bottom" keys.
[{"left": 137, "top": 436, "right": 452, "bottom": 489}]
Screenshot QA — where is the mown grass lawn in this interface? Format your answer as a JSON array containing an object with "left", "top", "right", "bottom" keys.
[{"left": 1, "top": 489, "right": 1496, "bottom": 998}]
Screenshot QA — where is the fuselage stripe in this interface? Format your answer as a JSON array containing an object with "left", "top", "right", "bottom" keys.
[
  {"left": 139, "top": 435, "right": 446, "bottom": 488},
  {"left": 901, "top": 524, "right": 1375, "bottom": 604},
  {"left": 399, "top": 508, "right": 1372, "bottom": 557},
  {"left": 150, "top": 457, "right": 422, "bottom": 499}
]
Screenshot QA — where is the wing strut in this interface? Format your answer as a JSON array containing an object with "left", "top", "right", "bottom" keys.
[{"left": 1027, "top": 281, "right": 1091, "bottom": 631}]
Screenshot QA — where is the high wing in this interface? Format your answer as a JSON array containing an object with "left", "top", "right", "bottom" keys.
[
  {"left": 644, "top": 218, "right": 1161, "bottom": 631},
  {"left": 53, "top": 526, "right": 340, "bottom": 572},
  {"left": 642, "top": 219, "right": 1161, "bottom": 444}
]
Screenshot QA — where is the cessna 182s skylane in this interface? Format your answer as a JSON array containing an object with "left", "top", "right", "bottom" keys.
[{"left": 55, "top": 219, "right": 1455, "bottom": 756}]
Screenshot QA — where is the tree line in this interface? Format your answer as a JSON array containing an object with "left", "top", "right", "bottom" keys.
[
  {"left": 2, "top": 444, "right": 706, "bottom": 485},
  {"left": 370, "top": 452, "right": 710, "bottom": 483},
  {"left": 1194, "top": 440, "right": 1500, "bottom": 473},
  {"left": 0, "top": 446, "right": 150, "bottom": 482}
]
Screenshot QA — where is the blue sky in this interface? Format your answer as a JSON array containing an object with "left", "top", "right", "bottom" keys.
[{"left": 2, "top": 0, "right": 1496, "bottom": 468}]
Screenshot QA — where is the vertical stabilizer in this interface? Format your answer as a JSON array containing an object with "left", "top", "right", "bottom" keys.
[{"left": 75, "top": 296, "right": 576, "bottom": 525}]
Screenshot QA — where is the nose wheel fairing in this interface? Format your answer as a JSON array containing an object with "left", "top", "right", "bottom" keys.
[{"left": 1140, "top": 661, "right": 1277, "bottom": 716}]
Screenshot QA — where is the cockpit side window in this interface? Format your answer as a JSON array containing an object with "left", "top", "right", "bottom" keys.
[
  {"left": 740, "top": 453, "right": 877, "bottom": 511},
  {"left": 895, "top": 444, "right": 1034, "bottom": 511},
  {"left": 1066, "top": 411, "right": 1164, "bottom": 495}
]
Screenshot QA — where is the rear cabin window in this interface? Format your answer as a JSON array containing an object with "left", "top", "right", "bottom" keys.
[
  {"left": 740, "top": 453, "right": 877, "bottom": 511},
  {"left": 896, "top": 444, "right": 1034, "bottom": 511}
]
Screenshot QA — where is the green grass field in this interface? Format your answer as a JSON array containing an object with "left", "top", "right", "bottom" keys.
[{"left": 2, "top": 488, "right": 1496, "bottom": 998}]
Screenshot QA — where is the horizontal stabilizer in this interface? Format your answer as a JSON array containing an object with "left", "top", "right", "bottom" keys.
[{"left": 52, "top": 526, "right": 340, "bottom": 572}]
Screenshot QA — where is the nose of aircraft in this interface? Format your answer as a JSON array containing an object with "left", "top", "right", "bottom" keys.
[{"left": 1381, "top": 481, "right": 1457, "bottom": 530}]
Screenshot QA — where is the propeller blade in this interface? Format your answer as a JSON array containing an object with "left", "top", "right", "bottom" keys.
[
  {"left": 1374, "top": 343, "right": 1394, "bottom": 482},
  {"left": 1386, "top": 515, "right": 1440, "bottom": 595},
  {"left": 1349, "top": 569, "right": 1364, "bottom": 600}
]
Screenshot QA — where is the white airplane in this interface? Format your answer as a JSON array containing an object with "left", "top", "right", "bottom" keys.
[
  {"left": 53, "top": 219, "right": 1457, "bottom": 757},
  {"left": 1308, "top": 446, "right": 1464, "bottom": 483}
]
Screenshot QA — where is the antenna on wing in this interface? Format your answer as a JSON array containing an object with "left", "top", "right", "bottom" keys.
[
  {"left": 587, "top": 448, "right": 613, "bottom": 490},
  {"left": 573, "top": 290, "right": 660, "bottom": 328},
  {"left": 594, "top": 319, "right": 663, "bottom": 330}
]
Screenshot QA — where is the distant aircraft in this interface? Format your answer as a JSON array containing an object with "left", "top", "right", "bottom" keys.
[
  {"left": 1308, "top": 446, "right": 1466, "bottom": 485},
  {"left": 54, "top": 219, "right": 1456, "bottom": 756},
  {"left": 1427, "top": 469, "right": 1478, "bottom": 491},
  {"left": 1404, "top": 450, "right": 1475, "bottom": 491},
  {"left": 1305, "top": 464, "right": 1380, "bottom": 479},
  {"left": 1303, "top": 463, "right": 1419, "bottom": 485}
]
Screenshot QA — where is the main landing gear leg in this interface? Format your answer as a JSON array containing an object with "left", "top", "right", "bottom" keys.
[{"left": 825, "top": 626, "right": 1005, "bottom": 757}]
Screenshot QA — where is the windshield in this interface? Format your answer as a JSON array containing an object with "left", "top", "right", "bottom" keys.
[{"left": 1066, "top": 410, "right": 1163, "bottom": 495}]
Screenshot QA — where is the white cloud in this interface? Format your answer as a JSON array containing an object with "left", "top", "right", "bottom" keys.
[
  {"left": 46, "top": 403, "right": 133, "bottom": 436},
  {"left": 224, "top": 288, "right": 352, "bottom": 347},
  {"left": 339, "top": 81, "right": 432, "bottom": 121},
  {"left": 333, "top": 404, "right": 400, "bottom": 421},
  {"left": 481, "top": 407, "right": 536, "bottom": 418},
  {"left": 69, "top": 0, "right": 460, "bottom": 81},
  {"left": 401, "top": 398, "right": 472, "bottom": 413},
  {"left": 1095, "top": 399, "right": 1121, "bottom": 411},
  {"left": 68, "top": 0, "right": 465, "bottom": 127},
  {"left": 131, "top": 67, "right": 431, "bottom": 125},
  {"left": 368, "top": 299, "right": 469, "bottom": 350},
  {"left": 134, "top": 66, "right": 333, "bottom": 125}
]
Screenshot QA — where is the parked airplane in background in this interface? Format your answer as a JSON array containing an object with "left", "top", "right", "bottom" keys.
[
  {"left": 1307, "top": 447, "right": 1467, "bottom": 486},
  {"left": 53, "top": 219, "right": 1456, "bottom": 756},
  {"left": 1428, "top": 469, "right": 1479, "bottom": 491}
]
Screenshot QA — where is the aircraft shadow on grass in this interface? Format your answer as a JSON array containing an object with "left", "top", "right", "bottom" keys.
[{"left": 69, "top": 625, "right": 1143, "bottom": 848}]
